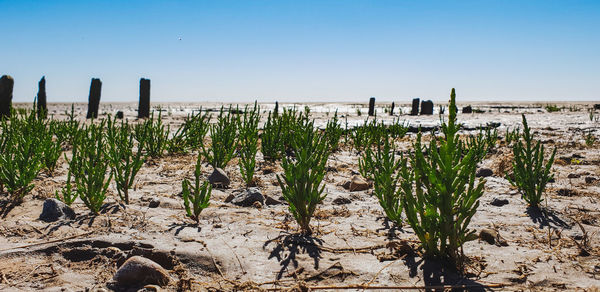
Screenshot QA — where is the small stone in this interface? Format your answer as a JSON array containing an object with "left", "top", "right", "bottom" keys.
[
  {"left": 113, "top": 256, "right": 170, "bottom": 287},
  {"left": 476, "top": 168, "right": 494, "bottom": 178},
  {"left": 343, "top": 176, "right": 370, "bottom": 192},
  {"left": 265, "top": 195, "right": 282, "bottom": 205},
  {"left": 557, "top": 188, "right": 577, "bottom": 197},
  {"left": 567, "top": 173, "right": 581, "bottom": 179},
  {"left": 224, "top": 194, "right": 235, "bottom": 203},
  {"left": 585, "top": 176, "right": 597, "bottom": 184},
  {"left": 479, "top": 228, "right": 498, "bottom": 245},
  {"left": 490, "top": 198, "right": 509, "bottom": 207},
  {"left": 332, "top": 197, "right": 352, "bottom": 205},
  {"left": 148, "top": 198, "right": 160, "bottom": 208},
  {"left": 252, "top": 201, "right": 263, "bottom": 209},
  {"left": 143, "top": 285, "right": 162, "bottom": 292},
  {"left": 208, "top": 168, "right": 230, "bottom": 188},
  {"left": 39, "top": 198, "right": 75, "bottom": 222},
  {"left": 230, "top": 188, "right": 264, "bottom": 207}
]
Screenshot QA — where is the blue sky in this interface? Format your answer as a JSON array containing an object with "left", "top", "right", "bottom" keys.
[{"left": 1, "top": 0, "right": 599, "bottom": 102}]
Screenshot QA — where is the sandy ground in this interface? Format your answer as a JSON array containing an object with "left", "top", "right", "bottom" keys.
[{"left": 0, "top": 102, "right": 599, "bottom": 291}]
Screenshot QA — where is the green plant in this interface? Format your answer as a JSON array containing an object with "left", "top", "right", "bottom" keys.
[
  {"left": 507, "top": 114, "right": 556, "bottom": 208},
  {"left": 182, "top": 155, "right": 212, "bottom": 223},
  {"left": 135, "top": 111, "right": 169, "bottom": 158},
  {"left": 201, "top": 106, "right": 239, "bottom": 168},
  {"left": 545, "top": 104, "right": 561, "bottom": 113},
  {"left": 359, "top": 138, "right": 404, "bottom": 226},
  {"left": 584, "top": 130, "right": 596, "bottom": 147},
  {"left": 167, "top": 109, "right": 211, "bottom": 154},
  {"left": 505, "top": 127, "right": 521, "bottom": 145},
  {"left": 261, "top": 110, "right": 283, "bottom": 161},
  {"left": 55, "top": 170, "right": 77, "bottom": 206},
  {"left": 238, "top": 102, "right": 260, "bottom": 186},
  {"left": 41, "top": 121, "right": 64, "bottom": 174},
  {"left": 69, "top": 121, "right": 113, "bottom": 214},
  {"left": 0, "top": 110, "right": 45, "bottom": 201},
  {"left": 106, "top": 116, "right": 146, "bottom": 204},
  {"left": 277, "top": 119, "right": 330, "bottom": 235},
  {"left": 324, "top": 111, "right": 343, "bottom": 151},
  {"left": 402, "top": 88, "right": 485, "bottom": 267}
]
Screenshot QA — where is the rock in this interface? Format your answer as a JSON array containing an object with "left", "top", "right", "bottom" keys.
[
  {"left": 595, "top": 104, "right": 600, "bottom": 110},
  {"left": 567, "top": 173, "right": 581, "bottom": 179},
  {"left": 410, "top": 98, "right": 420, "bottom": 116},
  {"left": 230, "top": 188, "right": 264, "bottom": 207},
  {"left": 557, "top": 188, "right": 577, "bottom": 197},
  {"left": 265, "top": 195, "right": 283, "bottom": 205},
  {"left": 332, "top": 197, "right": 352, "bottom": 205},
  {"left": 476, "top": 168, "right": 494, "bottom": 178},
  {"left": 479, "top": 229, "right": 507, "bottom": 246},
  {"left": 342, "top": 176, "right": 370, "bottom": 192},
  {"left": 113, "top": 256, "right": 170, "bottom": 287},
  {"left": 585, "top": 176, "right": 597, "bottom": 184},
  {"left": 420, "top": 100, "right": 434, "bottom": 115},
  {"left": 39, "top": 198, "right": 75, "bottom": 222},
  {"left": 462, "top": 106, "right": 472, "bottom": 114},
  {"left": 148, "top": 198, "right": 160, "bottom": 208},
  {"left": 252, "top": 201, "right": 263, "bottom": 209},
  {"left": 490, "top": 198, "right": 509, "bottom": 207},
  {"left": 208, "top": 168, "right": 230, "bottom": 188},
  {"left": 116, "top": 111, "right": 124, "bottom": 119},
  {"left": 143, "top": 284, "right": 162, "bottom": 292}
]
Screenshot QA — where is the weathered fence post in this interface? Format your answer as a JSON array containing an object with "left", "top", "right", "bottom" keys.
[
  {"left": 0, "top": 75, "right": 14, "bottom": 119},
  {"left": 138, "top": 78, "right": 150, "bottom": 118},
  {"left": 368, "top": 97, "right": 375, "bottom": 116},
  {"left": 37, "top": 76, "right": 47, "bottom": 118},
  {"left": 420, "top": 100, "right": 434, "bottom": 115},
  {"left": 410, "top": 98, "right": 420, "bottom": 116},
  {"left": 390, "top": 102, "right": 395, "bottom": 115},
  {"left": 86, "top": 78, "right": 102, "bottom": 119}
]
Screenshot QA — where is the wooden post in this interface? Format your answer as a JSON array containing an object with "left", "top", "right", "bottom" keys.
[
  {"left": 0, "top": 75, "right": 14, "bottom": 119},
  {"left": 37, "top": 76, "right": 47, "bottom": 118},
  {"left": 410, "top": 98, "right": 420, "bottom": 116},
  {"left": 420, "top": 100, "right": 434, "bottom": 115},
  {"left": 274, "top": 101, "right": 279, "bottom": 116},
  {"left": 390, "top": 102, "right": 395, "bottom": 116},
  {"left": 138, "top": 78, "right": 150, "bottom": 118},
  {"left": 368, "top": 97, "right": 375, "bottom": 116},
  {"left": 86, "top": 78, "right": 102, "bottom": 119}
]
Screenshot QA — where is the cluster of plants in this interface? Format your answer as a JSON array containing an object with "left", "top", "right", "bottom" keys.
[
  {"left": 545, "top": 104, "right": 561, "bottom": 113},
  {"left": 2, "top": 97, "right": 564, "bottom": 270},
  {"left": 508, "top": 114, "right": 556, "bottom": 208},
  {"left": 350, "top": 118, "right": 408, "bottom": 152},
  {"left": 277, "top": 118, "right": 331, "bottom": 235},
  {"left": 261, "top": 107, "right": 309, "bottom": 161},
  {"left": 0, "top": 108, "right": 50, "bottom": 202}
]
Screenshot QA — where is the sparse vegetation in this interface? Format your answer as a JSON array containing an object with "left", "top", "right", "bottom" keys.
[
  {"left": 359, "top": 137, "right": 404, "bottom": 226},
  {"left": 508, "top": 114, "right": 556, "bottom": 208},
  {"left": 277, "top": 118, "right": 330, "bottom": 235},
  {"left": 201, "top": 106, "right": 239, "bottom": 168},
  {"left": 182, "top": 155, "right": 212, "bottom": 223},
  {"left": 402, "top": 88, "right": 486, "bottom": 267},
  {"left": 68, "top": 121, "right": 113, "bottom": 214},
  {"left": 238, "top": 102, "right": 260, "bottom": 186},
  {"left": 106, "top": 116, "right": 146, "bottom": 204}
]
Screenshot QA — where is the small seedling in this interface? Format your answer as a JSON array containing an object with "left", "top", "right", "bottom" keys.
[{"left": 182, "top": 155, "right": 212, "bottom": 223}]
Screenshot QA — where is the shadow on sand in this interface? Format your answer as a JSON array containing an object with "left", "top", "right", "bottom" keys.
[{"left": 263, "top": 232, "right": 323, "bottom": 280}]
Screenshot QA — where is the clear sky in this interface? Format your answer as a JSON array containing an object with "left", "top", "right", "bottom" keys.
[{"left": 2, "top": 0, "right": 599, "bottom": 103}]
